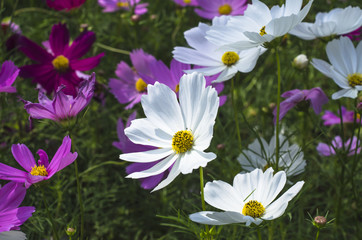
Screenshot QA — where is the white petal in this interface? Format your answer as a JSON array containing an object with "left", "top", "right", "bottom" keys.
[
  {"left": 233, "top": 169, "right": 263, "bottom": 201},
  {"left": 151, "top": 157, "right": 182, "bottom": 192},
  {"left": 331, "top": 88, "right": 358, "bottom": 99},
  {"left": 179, "top": 150, "right": 216, "bottom": 174},
  {"left": 190, "top": 211, "right": 252, "bottom": 225},
  {"left": 235, "top": 47, "right": 266, "bottom": 73},
  {"left": 259, "top": 170, "right": 286, "bottom": 206},
  {"left": 172, "top": 47, "right": 220, "bottom": 67},
  {"left": 120, "top": 148, "right": 173, "bottom": 163},
  {"left": 0, "top": 231, "right": 27, "bottom": 240}
]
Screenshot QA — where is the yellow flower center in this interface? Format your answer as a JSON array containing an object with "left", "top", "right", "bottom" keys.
[
  {"left": 175, "top": 84, "right": 180, "bottom": 93},
  {"left": 30, "top": 165, "right": 48, "bottom": 176},
  {"left": 183, "top": 0, "right": 191, "bottom": 3},
  {"left": 221, "top": 51, "right": 239, "bottom": 66},
  {"left": 260, "top": 26, "right": 267, "bottom": 36},
  {"left": 52, "top": 55, "right": 69, "bottom": 73},
  {"left": 172, "top": 130, "right": 194, "bottom": 154},
  {"left": 242, "top": 200, "right": 265, "bottom": 218},
  {"left": 218, "top": 4, "right": 232, "bottom": 15},
  {"left": 117, "top": 2, "right": 129, "bottom": 7},
  {"left": 347, "top": 73, "right": 362, "bottom": 87},
  {"left": 135, "top": 78, "right": 147, "bottom": 92}
]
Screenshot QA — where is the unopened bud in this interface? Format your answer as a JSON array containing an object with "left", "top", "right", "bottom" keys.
[
  {"left": 314, "top": 216, "right": 327, "bottom": 227},
  {"left": 293, "top": 54, "right": 308, "bottom": 70},
  {"left": 66, "top": 227, "right": 76, "bottom": 236},
  {"left": 217, "top": 144, "right": 225, "bottom": 150},
  {"left": 131, "top": 14, "right": 140, "bottom": 22}
]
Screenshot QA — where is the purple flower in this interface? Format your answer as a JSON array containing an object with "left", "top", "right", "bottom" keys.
[
  {"left": 273, "top": 88, "right": 329, "bottom": 124},
  {"left": 0, "top": 61, "right": 19, "bottom": 93},
  {"left": 173, "top": 0, "right": 199, "bottom": 7},
  {"left": 98, "top": 0, "right": 148, "bottom": 15},
  {"left": 109, "top": 49, "right": 156, "bottom": 109},
  {"left": 322, "top": 106, "right": 361, "bottom": 126},
  {"left": 46, "top": 0, "right": 87, "bottom": 11},
  {"left": 23, "top": 73, "right": 95, "bottom": 121},
  {"left": 317, "top": 136, "right": 361, "bottom": 156},
  {"left": 113, "top": 112, "right": 170, "bottom": 190},
  {"left": 1, "top": 19, "right": 21, "bottom": 34},
  {"left": 0, "top": 182, "right": 35, "bottom": 232},
  {"left": 0, "top": 136, "right": 77, "bottom": 188},
  {"left": 194, "top": 0, "right": 247, "bottom": 20},
  {"left": 343, "top": 27, "right": 361, "bottom": 41},
  {"left": 18, "top": 23, "right": 104, "bottom": 96}
]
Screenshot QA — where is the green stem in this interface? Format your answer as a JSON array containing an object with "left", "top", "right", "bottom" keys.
[
  {"left": 96, "top": 42, "right": 130, "bottom": 55},
  {"left": 257, "top": 228, "right": 262, "bottom": 240},
  {"left": 74, "top": 159, "right": 85, "bottom": 240},
  {"left": 199, "top": 167, "right": 210, "bottom": 238},
  {"left": 14, "top": 7, "right": 62, "bottom": 16},
  {"left": 231, "top": 77, "right": 242, "bottom": 151},
  {"left": 275, "top": 48, "right": 282, "bottom": 171},
  {"left": 338, "top": 102, "right": 345, "bottom": 151},
  {"left": 41, "top": 188, "right": 60, "bottom": 240},
  {"left": 315, "top": 229, "right": 320, "bottom": 240},
  {"left": 268, "top": 221, "right": 274, "bottom": 240}
]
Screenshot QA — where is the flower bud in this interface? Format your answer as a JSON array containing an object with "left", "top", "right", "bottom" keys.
[
  {"left": 66, "top": 227, "right": 76, "bottom": 236},
  {"left": 131, "top": 14, "right": 140, "bottom": 22},
  {"left": 314, "top": 216, "right": 327, "bottom": 227},
  {"left": 293, "top": 54, "right": 308, "bottom": 70}
]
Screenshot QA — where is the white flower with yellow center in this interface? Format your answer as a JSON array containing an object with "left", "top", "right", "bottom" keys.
[
  {"left": 206, "top": 0, "right": 313, "bottom": 50},
  {"left": 311, "top": 37, "right": 362, "bottom": 99},
  {"left": 173, "top": 16, "right": 266, "bottom": 83},
  {"left": 119, "top": 72, "right": 219, "bottom": 191},
  {"left": 189, "top": 168, "right": 304, "bottom": 226},
  {"left": 289, "top": 6, "right": 362, "bottom": 40}
]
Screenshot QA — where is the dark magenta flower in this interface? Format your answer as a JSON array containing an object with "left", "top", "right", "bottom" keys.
[
  {"left": 322, "top": 106, "right": 361, "bottom": 126},
  {"left": 18, "top": 23, "right": 104, "bottom": 96},
  {"left": 0, "top": 60, "right": 19, "bottom": 93},
  {"left": 98, "top": 0, "right": 148, "bottom": 14},
  {"left": 46, "top": 0, "right": 87, "bottom": 11},
  {"left": 23, "top": 73, "right": 95, "bottom": 121},
  {"left": 195, "top": 0, "right": 247, "bottom": 20},
  {"left": 0, "top": 182, "right": 35, "bottom": 232},
  {"left": 273, "top": 88, "right": 328, "bottom": 123},
  {"left": 0, "top": 136, "right": 77, "bottom": 188},
  {"left": 342, "top": 27, "right": 361, "bottom": 41},
  {"left": 317, "top": 136, "right": 361, "bottom": 156},
  {"left": 113, "top": 112, "right": 170, "bottom": 190},
  {"left": 109, "top": 49, "right": 156, "bottom": 109}
]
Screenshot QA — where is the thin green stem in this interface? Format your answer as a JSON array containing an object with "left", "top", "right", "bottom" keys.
[
  {"left": 338, "top": 102, "right": 345, "bottom": 151},
  {"left": 74, "top": 159, "right": 84, "bottom": 240},
  {"left": 231, "top": 77, "right": 242, "bottom": 151},
  {"left": 257, "top": 228, "right": 262, "bottom": 240},
  {"left": 14, "top": 7, "right": 62, "bottom": 16},
  {"left": 275, "top": 48, "right": 282, "bottom": 171},
  {"left": 315, "top": 229, "right": 320, "bottom": 240},
  {"left": 41, "top": 188, "right": 60, "bottom": 240},
  {"left": 96, "top": 42, "right": 130, "bottom": 55},
  {"left": 199, "top": 167, "right": 210, "bottom": 238}
]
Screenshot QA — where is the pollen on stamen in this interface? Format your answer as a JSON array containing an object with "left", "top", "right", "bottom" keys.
[
  {"left": 242, "top": 200, "right": 265, "bottom": 218},
  {"left": 52, "top": 55, "right": 69, "bottom": 73},
  {"left": 347, "top": 73, "right": 362, "bottom": 87},
  {"left": 221, "top": 51, "right": 239, "bottom": 66},
  {"left": 30, "top": 165, "right": 48, "bottom": 176},
  {"left": 135, "top": 78, "right": 147, "bottom": 92},
  {"left": 117, "top": 2, "right": 129, "bottom": 7},
  {"left": 183, "top": 0, "right": 191, "bottom": 4},
  {"left": 172, "top": 130, "right": 194, "bottom": 154},
  {"left": 218, "top": 4, "right": 232, "bottom": 15},
  {"left": 175, "top": 84, "right": 180, "bottom": 93},
  {"left": 260, "top": 26, "right": 267, "bottom": 36}
]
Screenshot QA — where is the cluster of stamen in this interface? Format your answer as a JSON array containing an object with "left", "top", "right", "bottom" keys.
[
  {"left": 260, "top": 26, "right": 267, "bottom": 36},
  {"left": 347, "top": 73, "right": 362, "bottom": 87},
  {"left": 30, "top": 165, "right": 48, "bottom": 176},
  {"left": 135, "top": 78, "right": 147, "bottom": 92},
  {"left": 183, "top": 0, "right": 191, "bottom": 4},
  {"left": 221, "top": 51, "right": 239, "bottom": 66},
  {"left": 52, "top": 55, "right": 69, "bottom": 73},
  {"left": 117, "top": 2, "right": 129, "bottom": 7},
  {"left": 242, "top": 200, "right": 265, "bottom": 218},
  {"left": 172, "top": 130, "right": 194, "bottom": 154},
  {"left": 218, "top": 4, "right": 232, "bottom": 15}
]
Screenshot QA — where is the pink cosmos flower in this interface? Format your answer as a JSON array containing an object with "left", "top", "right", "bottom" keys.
[
  {"left": 109, "top": 49, "right": 156, "bottom": 109},
  {"left": 273, "top": 88, "right": 329, "bottom": 124},
  {"left": 23, "top": 73, "right": 95, "bottom": 121},
  {"left": 194, "top": 0, "right": 247, "bottom": 20},
  {"left": 317, "top": 136, "right": 361, "bottom": 156},
  {"left": 173, "top": 0, "right": 199, "bottom": 7},
  {"left": 113, "top": 112, "right": 171, "bottom": 190},
  {"left": 322, "top": 106, "right": 361, "bottom": 126},
  {"left": 342, "top": 27, "right": 361, "bottom": 41},
  {"left": 0, "top": 182, "right": 35, "bottom": 232},
  {"left": 0, "top": 136, "right": 77, "bottom": 188},
  {"left": 46, "top": 0, "right": 87, "bottom": 11},
  {"left": 18, "top": 23, "right": 104, "bottom": 96},
  {"left": 98, "top": 0, "right": 148, "bottom": 14},
  {"left": 0, "top": 61, "right": 19, "bottom": 93}
]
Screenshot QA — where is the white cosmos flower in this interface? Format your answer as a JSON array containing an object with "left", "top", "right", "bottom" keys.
[
  {"left": 237, "top": 134, "right": 306, "bottom": 179},
  {"left": 119, "top": 72, "right": 219, "bottom": 191},
  {"left": 173, "top": 16, "right": 266, "bottom": 83},
  {"left": 189, "top": 168, "right": 304, "bottom": 226},
  {"left": 289, "top": 6, "right": 362, "bottom": 40},
  {"left": 0, "top": 231, "right": 27, "bottom": 240},
  {"left": 311, "top": 37, "right": 362, "bottom": 99},
  {"left": 206, "top": 0, "right": 313, "bottom": 50}
]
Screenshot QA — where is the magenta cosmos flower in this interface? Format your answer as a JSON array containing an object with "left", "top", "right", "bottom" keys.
[
  {"left": 98, "top": 0, "right": 148, "bottom": 14},
  {"left": 194, "top": 0, "right": 247, "bottom": 20},
  {"left": 273, "top": 88, "right": 328, "bottom": 123},
  {"left": 317, "top": 136, "right": 361, "bottom": 156},
  {"left": 343, "top": 27, "right": 361, "bottom": 41},
  {"left": 46, "top": 0, "right": 87, "bottom": 11},
  {"left": 173, "top": 0, "right": 198, "bottom": 7},
  {"left": 0, "top": 136, "right": 77, "bottom": 188},
  {"left": 322, "top": 106, "right": 361, "bottom": 126},
  {"left": 18, "top": 23, "right": 104, "bottom": 96},
  {"left": 0, "top": 182, "right": 35, "bottom": 232},
  {"left": 0, "top": 60, "right": 19, "bottom": 93},
  {"left": 23, "top": 73, "right": 95, "bottom": 121},
  {"left": 109, "top": 49, "right": 156, "bottom": 109},
  {"left": 113, "top": 112, "right": 171, "bottom": 190}
]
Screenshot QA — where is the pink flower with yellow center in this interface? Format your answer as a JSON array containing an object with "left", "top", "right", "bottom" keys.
[{"left": 194, "top": 0, "right": 247, "bottom": 20}]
